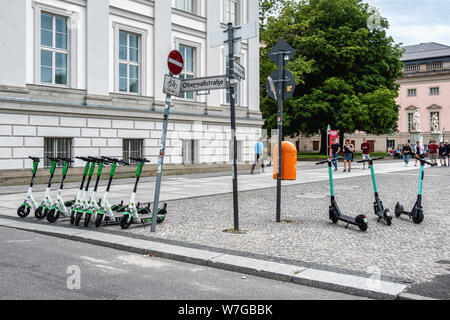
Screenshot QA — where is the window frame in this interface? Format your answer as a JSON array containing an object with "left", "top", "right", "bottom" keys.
[
  {"left": 182, "top": 139, "right": 198, "bottom": 164},
  {"left": 429, "top": 87, "right": 440, "bottom": 96},
  {"left": 407, "top": 112, "right": 414, "bottom": 133},
  {"left": 407, "top": 88, "right": 417, "bottom": 97},
  {"left": 122, "top": 139, "right": 144, "bottom": 165},
  {"left": 33, "top": 3, "right": 78, "bottom": 87},
  {"left": 175, "top": 0, "right": 196, "bottom": 14},
  {"left": 113, "top": 23, "right": 148, "bottom": 96},
  {"left": 224, "top": 0, "right": 240, "bottom": 25},
  {"left": 43, "top": 137, "right": 73, "bottom": 168},
  {"left": 174, "top": 38, "right": 202, "bottom": 101},
  {"left": 118, "top": 30, "right": 141, "bottom": 94}
]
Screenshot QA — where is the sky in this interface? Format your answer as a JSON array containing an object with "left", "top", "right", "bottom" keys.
[{"left": 364, "top": 0, "right": 450, "bottom": 46}]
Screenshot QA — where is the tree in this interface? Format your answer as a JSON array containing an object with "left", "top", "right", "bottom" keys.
[{"left": 259, "top": 0, "right": 404, "bottom": 153}]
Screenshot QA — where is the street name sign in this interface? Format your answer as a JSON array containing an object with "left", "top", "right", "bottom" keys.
[
  {"left": 233, "top": 60, "right": 246, "bottom": 80},
  {"left": 180, "top": 75, "right": 228, "bottom": 92}
]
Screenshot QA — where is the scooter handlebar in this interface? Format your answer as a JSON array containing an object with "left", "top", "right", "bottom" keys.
[
  {"left": 101, "top": 156, "right": 129, "bottom": 166},
  {"left": 315, "top": 157, "right": 343, "bottom": 165},
  {"left": 28, "top": 156, "right": 40, "bottom": 162},
  {"left": 47, "top": 156, "right": 60, "bottom": 162},
  {"left": 57, "top": 157, "right": 74, "bottom": 163},
  {"left": 414, "top": 156, "right": 434, "bottom": 166},
  {"left": 76, "top": 156, "right": 92, "bottom": 162},
  {"left": 130, "top": 157, "right": 150, "bottom": 163},
  {"left": 357, "top": 156, "right": 384, "bottom": 163}
]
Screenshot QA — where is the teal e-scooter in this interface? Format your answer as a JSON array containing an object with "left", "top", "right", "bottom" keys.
[
  {"left": 395, "top": 156, "right": 435, "bottom": 224},
  {"left": 357, "top": 156, "right": 392, "bottom": 225},
  {"left": 316, "top": 158, "right": 368, "bottom": 231}
]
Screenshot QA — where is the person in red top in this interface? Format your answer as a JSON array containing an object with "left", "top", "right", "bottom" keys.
[
  {"left": 360, "top": 137, "right": 370, "bottom": 170},
  {"left": 428, "top": 140, "right": 439, "bottom": 166}
]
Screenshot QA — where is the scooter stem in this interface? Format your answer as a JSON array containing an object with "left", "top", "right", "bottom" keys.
[
  {"left": 327, "top": 161, "right": 334, "bottom": 198},
  {"left": 369, "top": 160, "right": 378, "bottom": 194}
]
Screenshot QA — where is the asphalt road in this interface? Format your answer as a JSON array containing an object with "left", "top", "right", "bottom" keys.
[{"left": 0, "top": 227, "right": 367, "bottom": 300}]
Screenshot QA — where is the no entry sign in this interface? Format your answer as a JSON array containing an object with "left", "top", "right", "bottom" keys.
[{"left": 167, "top": 50, "right": 184, "bottom": 75}]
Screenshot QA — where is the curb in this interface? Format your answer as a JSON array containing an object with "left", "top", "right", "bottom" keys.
[
  {"left": 397, "top": 293, "right": 437, "bottom": 300},
  {"left": 0, "top": 217, "right": 411, "bottom": 300}
]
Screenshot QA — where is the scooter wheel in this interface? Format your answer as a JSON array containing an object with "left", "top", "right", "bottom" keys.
[
  {"left": 384, "top": 209, "right": 392, "bottom": 226},
  {"left": 95, "top": 214, "right": 103, "bottom": 228},
  {"left": 120, "top": 214, "right": 132, "bottom": 229},
  {"left": 412, "top": 210, "right": 424, "bottom": 224},
  {"left": 34, "top": 206, "right": 46, "bottom": 220},
  {"left": 84, "top": 212, "right": 92, "bottom": 227},
  {"left": 17, "top": 205, "right": 30, "bottom": 218},
  {"left": 70, "top": 211, "right": 76, "bottom": 224},
  {"left": 355, "top": 215, "right": 368, "bottom": 231},
  {"left": 74, "top": 211, "right": 82, "bottom": 226},
  {"left": 386, "top": 216, "right": 392, "bottom": 226},
  {"left": 47, "top": 209, "right": 56, "bottom": 223},
  {"left": 395, "top": 202, "right": 403, "bottom": 218},
  {"left": 329, "top": 209, "right": 338, "bottom": 224}
]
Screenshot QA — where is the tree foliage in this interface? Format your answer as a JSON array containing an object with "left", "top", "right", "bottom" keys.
[{"left": 259, "top": 0, "right": 404, "bottom": 149}]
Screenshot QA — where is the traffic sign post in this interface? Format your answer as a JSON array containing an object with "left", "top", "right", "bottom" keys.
[
  {"left": 266, "top": 39, "right": 296, "bottom": 223},
  {"left": 151, "top": 51, "right": 184, "bottom": 232}
]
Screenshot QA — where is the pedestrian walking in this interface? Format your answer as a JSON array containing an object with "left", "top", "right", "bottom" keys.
[
  {"left": 414, "top": 141, "right": 424, "bottom": 166},
  {"left": 428, "top": 140, "right": 439, "bottom": 166},
  {"left": 360, "top": 137, "right": 370, "bottom": 169},
  {"left": 343, "top": 139, "right": 354, "bottom": 172},
  {"left": 330, "top": 138, "right": 340, "bottom": 171},
  {"left": 251, "top": 137, "right": 264, "bottom": 174},
  {"left": 439, "top": 141, "right": 448, "bottom": 167},
  {"left": 402, "top": 142, "right": 412, "bottom": 166}
]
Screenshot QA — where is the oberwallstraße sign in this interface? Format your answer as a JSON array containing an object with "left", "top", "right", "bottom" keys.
[
  {"left": 180, "top": 75, "right": 228, "bottom": 92},
  {"left": 233, "top": 60, "right": 245, "bottom": 80}
]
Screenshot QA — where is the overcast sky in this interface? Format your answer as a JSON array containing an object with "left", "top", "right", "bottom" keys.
[{"left": 364, "top": 0, "right": 450, "bottom": 46}]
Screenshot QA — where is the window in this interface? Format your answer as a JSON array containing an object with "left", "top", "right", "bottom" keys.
[
  {"left": 407, "top": 89, "right": 416, "bottom": 97},
  {"left": 176, "top": 0, "right": 195, "bottom": 13},
  {"left": 123, "top": 139, "right": 143, "bottom": 164},
  {"left": 119, "top": 31, "right": 140, "bottom": 94},
  {"left": 224, "top": 0, "right": 239, "bottom": 25},
  {"left": 430, "top": 87, "right": 440, "bottom": 95},
  {"left": 229, "top": 140, "right": 243, "bottom": 162},
  {"left": 407, "top": 113, "right": 414, "bottom": 132},
  {"left": 183, "top": 140, "right": 198, "bottom": 164},
  {"left": 44, "top": 138, "right": 72, "bottom": 168},
  {"left": 225, "top": 58, "right": 240, "bottom": 105},
  {"left": 40, "top": 12, "right": 69, "bottom": 85},
  {"left": 387, "top": 140, "right": 395, "bottom": 149},
  {"left": 179, "top": 45, "right": 195, "bottom": 100}
]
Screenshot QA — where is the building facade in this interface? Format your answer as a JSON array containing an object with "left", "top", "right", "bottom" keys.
[
  {"left": 0, "top": 0, "right": 262, "bottom": 170},
  {"left": 292, "top": 42, "right": 450, "bottom": 153}
]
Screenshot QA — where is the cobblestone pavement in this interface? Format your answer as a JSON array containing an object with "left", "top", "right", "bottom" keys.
[{"left": 112, "top": 166, "right": 449, "bottom": 285}]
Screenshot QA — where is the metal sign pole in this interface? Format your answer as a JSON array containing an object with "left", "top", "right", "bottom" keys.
[
  {"left": 227, "top": 23, "right": 239, "bottom": 231},
  {"left": 276, "top": 53, "right": 285, "bottom": 223},
  {"left": 151, "top": 73, "right": 173, "bottom": 232}
]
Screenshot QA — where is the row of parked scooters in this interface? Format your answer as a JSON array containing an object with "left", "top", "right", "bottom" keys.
[
  {"left": 315, "top": 156, "right": 434, "bottom": 231},
  {"left": 17, "top": 156, "right": 167, "bottom": 229}
]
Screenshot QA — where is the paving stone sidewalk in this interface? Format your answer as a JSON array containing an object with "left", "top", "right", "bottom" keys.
[{"left": 1, "top": 161, "right": 448, "bottom": 297}]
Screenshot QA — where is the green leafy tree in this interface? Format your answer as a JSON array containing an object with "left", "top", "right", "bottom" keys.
[{"left": 259, "top": 0, "right": 404, "bottom": 153}]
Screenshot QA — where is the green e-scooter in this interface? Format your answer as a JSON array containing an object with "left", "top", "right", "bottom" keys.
[
  {"left": 395, "top": 156, "right": 435, "bottom": 224},
  {"left": 119, "top": 157, "right": 167, "bottom": 229},
  {"left": 357, "top": 156, "right": 392, "bottom": 226},
  {"left": 34, "top": 157, "right": 59, "bottom": 220},
  {"left": 94, "top": 156, "right": 129, "bottom": 227},
  {"left": 72, "top": 157, "right": 97, "bottom": 225},
  {"left": 47, "top": 157, "right": 74, "bottom": 223},
  {"left": 316, "top": 158, "right": 368, "bottom": 231},
  {"left": 79, "top": 156, "right": 108, "bottom": 227},
  {"left": 17, "top": 157, "right": 41, "bottom": 218}
]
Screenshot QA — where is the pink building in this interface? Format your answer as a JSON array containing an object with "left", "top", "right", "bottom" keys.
[{"left": 398, "top": 42, "right": 450, "bottom": 138}]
